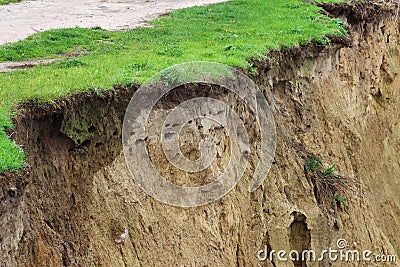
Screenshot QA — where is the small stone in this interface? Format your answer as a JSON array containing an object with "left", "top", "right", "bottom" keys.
[{"left": 115, "top": 229, "right": 129, "bottom": 244}]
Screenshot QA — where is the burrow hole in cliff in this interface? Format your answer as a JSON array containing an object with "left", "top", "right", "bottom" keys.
[{"left": 289, "top": 211, "right": 311, "bottom": 267}]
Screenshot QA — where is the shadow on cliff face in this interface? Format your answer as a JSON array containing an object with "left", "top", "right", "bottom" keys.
[{"left": 290, "top": 212, "right": 311, "bottom": 267}]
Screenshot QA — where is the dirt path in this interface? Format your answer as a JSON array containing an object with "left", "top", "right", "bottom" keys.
[
  {"left": 0, "top": 58, "right": 62, "bottom": 72},
  {"left": 0, "top": 0, "right": 227, "bottom": 46}
]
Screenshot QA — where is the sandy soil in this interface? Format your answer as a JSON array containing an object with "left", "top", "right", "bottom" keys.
[{"left": 0, "top": 0, "right": 227, "bottom": 45}]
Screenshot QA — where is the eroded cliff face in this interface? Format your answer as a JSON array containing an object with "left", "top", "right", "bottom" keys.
[{"left": 0, "top": 3, "right": 399, "bottom": 267}]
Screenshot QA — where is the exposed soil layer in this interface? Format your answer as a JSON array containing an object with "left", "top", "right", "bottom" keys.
[{"left": 1, "top": 3, "right": 399, "bottom": 266}]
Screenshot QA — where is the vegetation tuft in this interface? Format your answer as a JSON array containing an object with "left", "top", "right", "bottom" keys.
[{"left": 305, "top": 156, "right": 358, "bottom": 210}]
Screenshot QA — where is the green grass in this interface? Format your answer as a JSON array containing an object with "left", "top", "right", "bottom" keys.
[
  {"left": 0, "top": 105, "right": 25, "bottom": 171},
  {"left": 0, "top": 0, "right": 347, "bottom": 173},
  {"left": 0, "top": 0, "right": 20, "bottom": 5},
  {"left": 0, "top": 28, "right": 118, "bottom": 62}
]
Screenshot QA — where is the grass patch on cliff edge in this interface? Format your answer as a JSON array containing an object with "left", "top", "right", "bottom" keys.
[
  {"left": 0, "top": 105, "right": 25, "bottom": 172},
  {"left": 0, "top": 0, "right": 347, "bottom": 172}
]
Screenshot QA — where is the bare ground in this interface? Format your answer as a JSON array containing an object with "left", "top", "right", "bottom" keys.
[{"left": 0, "top": 58, "right": 61, "bottom": 72}]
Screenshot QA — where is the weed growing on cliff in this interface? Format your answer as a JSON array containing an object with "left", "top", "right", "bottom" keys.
[
  {"left": 333, "top": 193, "right": 348, "bottom": 207},
  {"left": 0, "top": 107, "right": 25, "bottom": 172},
  {"left": 0, "top": 0, "right": 347, "bottom": 172},
  {"left": 305, "top": 157, "right": 358, "bottom": 211}
]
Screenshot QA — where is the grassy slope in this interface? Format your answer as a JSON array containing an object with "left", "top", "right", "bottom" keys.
[{"left": 0, "top": 0, "right": 346, "bottom": 172}]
